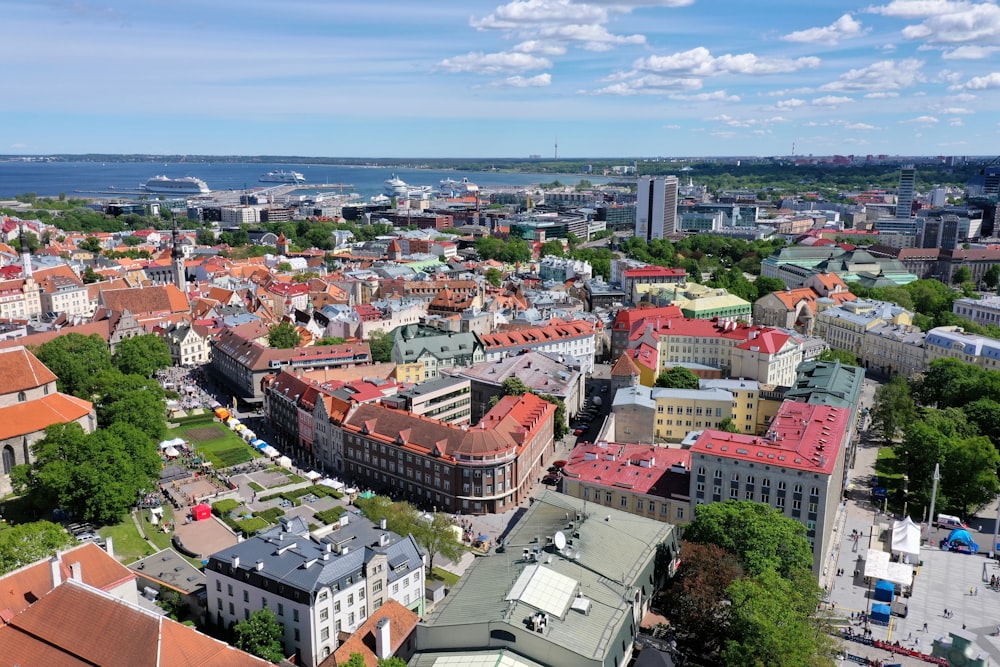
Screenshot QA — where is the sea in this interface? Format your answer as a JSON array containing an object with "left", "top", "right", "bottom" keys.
[{"left": 0, "top": 161, "right": 608, "bottom": 201}]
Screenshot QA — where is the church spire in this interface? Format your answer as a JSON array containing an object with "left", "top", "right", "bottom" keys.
[
  {"left": 19, "top": 224, "right": 33, "bottom": 278},
  {"left": 171, "top": 218, "right": 187, "bottom": 292}
]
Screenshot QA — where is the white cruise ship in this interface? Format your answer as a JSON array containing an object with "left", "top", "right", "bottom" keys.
[
  {"left": 383, "top": 174, "right": 432, "bottom": 198},
  {"left": 259, "top": 169, "right": 306, "bottom": 184},
  {"left": 142, "top": 175, "right": 210, "bottom": 195}
]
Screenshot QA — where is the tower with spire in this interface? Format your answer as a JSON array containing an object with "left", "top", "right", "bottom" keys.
[
  {"left": 19, "top": 224, "right": 33, "bottom": 279},
  {"left": 171, "top": 218, "right": 187, "bottom": 293}
]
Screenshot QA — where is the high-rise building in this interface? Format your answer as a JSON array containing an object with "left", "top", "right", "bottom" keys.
[
  {"left": 635, "top": 175, "right": 678, "bottom": 240},
  {"left": 896, "top": 164, "right": 915, "bottom": 220}
]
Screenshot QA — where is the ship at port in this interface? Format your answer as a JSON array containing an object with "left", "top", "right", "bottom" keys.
[
  {"left": 438, "top": 176, "right": 479, "bottom": 197},
  {"left": 259, "top": 169, "right": 306, "bottom": 184},
  {"left": 383, "top": 174, "right": 432, "bottom": 198},
  {"left": 142, "top": 175, "right": 210, "bottom": 195}
]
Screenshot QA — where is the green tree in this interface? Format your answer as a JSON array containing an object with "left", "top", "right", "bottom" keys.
[
  {"left": 897, "top": 419, "right": 949, "bottom": 504},
  {"left": 952, "top": 265, "right": 973, "bottom": 285},
  {"left": 196, "top": 228, "right": 216, "bottom": 245},
  {"left": 79, "top": 237, "right": 103, "bottom": 253},
  {"left": 716, "top": 417, "right": 740, "bottom": 433},
  {"left": 82, "top": 266, "right": 101, "bottom": 283},
  {"left": 276, "top": 262, "right": 293, "bottom": 272},
  {"left": 753, "top": 276, "right": 785, "bottom": 299},
  {"left": 983, "top": 264, "right": 1000, "bottom": 291},
  {"left": 267, "top": 322, "right": 300, "bottom": 349},
  {"left": 817, "top": 349, "right": 859, "bottom": 365},
  {"left": 915, "top": 357, "right": 985, "bottom": 408},
  {"left": 34, "top": 332, "right": 113, "bottom": 397},
  {"left": 655, "top": 367, "right": 700, "bottom": 389},
  {"left": 940, "top": 435, "right": 1000, "bottom": 517},
  {"left": 964, "top": 398, "right": 1000, "bottom": 445},
  {"left": 537, "top": 393, "right": 569, "bottom": 439},
  {"left": 722, "top": 568, "right": 834, "bottom": 667},
  {"left": 113, "top": 334, "right": 173, "bottom": 377},
  {"left": 485, "top": 267, "right": 503, "bottom": 287},
  {"left": 870, "top": 375, "right": 917, "bottom": 442},
  {"left": 663, "top": 541, "right": 743, "bottom": 656},
  {"left": 379, "top": 658, "right": 409, "bottom": 667},
  {"left": 368, "top": 329, "right": 393, "bottom": 363},
  {"left": 12, "top": 231, "right": 40, "bottom": 253},
  {"left": 0, "top": 521, "right": 73, "bottom": 575},
  {"left": 234, "top": 607, "right": 285, "bottom": 663},
  {"left": 500, "top": 377, "right": 529, "bottom": 396},
  {"left": 539, "top": 240, "right": 565, "bottom": 257},
  {"left": 343, "top": 655, "right": 367, "bottom": 667},
  {"left": 683, "top": 501, "right": 813, "bottom": 578},
  {"left": 415, "top": 512, "right": 465, "bottom": 574}
]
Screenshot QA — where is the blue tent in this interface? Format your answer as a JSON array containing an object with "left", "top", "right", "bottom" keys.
[
  {"left": 874, "top": 580, "right": 895, "bottom": 602},
  {"left": 945, "top": 529, "right": 980, "bottom": 553},
  {"left": 871, "top": 603, "right": 891, "bottom": 624},
  {"left": 250, "top": 439, "right": 265, "bottom": 449}
]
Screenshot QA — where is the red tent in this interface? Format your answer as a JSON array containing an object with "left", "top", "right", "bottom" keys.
[{"left": 192, "top": 504, "right": 212, "bottom": 521}]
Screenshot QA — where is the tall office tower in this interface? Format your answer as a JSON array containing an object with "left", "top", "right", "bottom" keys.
[
  {"left": 896, "top": 165, "right": 915, "bottom": 219},
  {"left": 635, "top": 175, "right": 679, "bottom": 240}
]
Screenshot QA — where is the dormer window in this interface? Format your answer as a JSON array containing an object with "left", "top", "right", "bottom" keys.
[{"left": 18, "top": 391, "right": 26, "bottom": 403}]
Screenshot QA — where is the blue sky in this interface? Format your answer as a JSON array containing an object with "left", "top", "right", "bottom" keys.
[{"left": 4, "top": 0, "right": 1000, "bottom": 157}]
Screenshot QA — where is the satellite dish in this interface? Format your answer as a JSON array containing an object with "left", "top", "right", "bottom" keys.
[{"left": 554, "top": 531, "right": 567, "bottom": 550}]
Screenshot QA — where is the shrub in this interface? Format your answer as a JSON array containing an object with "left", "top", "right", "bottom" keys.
[
  {"left": 253, "top": 507, "right": 285, "bottom": 523},
  {"left": 234, "top": 517, "right": 269, "bottom": 537},
  {"left": 314, "top": 507, "right": 347, "bottom": 525},
  {"left": 211, "top": 499, "right": 240, "bottom": 516}
]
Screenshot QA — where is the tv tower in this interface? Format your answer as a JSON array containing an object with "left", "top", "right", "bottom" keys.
[{"left": 555, "top": 136, "right": 558, "bottom": 160}]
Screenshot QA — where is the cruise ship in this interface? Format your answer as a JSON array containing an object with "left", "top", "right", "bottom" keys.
[
  {"left": 383, "top": 174, "right": 432, "bottom": 198},
  {"left": 142, "top": 175, "right": 210, "bottom": 195},
  {"left": 438, "top": 177, "right": 479, "bottom": 197},
  {"left": 259, "top": 169, "right": 306, "bottom": 184}
]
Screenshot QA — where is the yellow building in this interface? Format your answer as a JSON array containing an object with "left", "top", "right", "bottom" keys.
[
  {"left": 390, "top": 362, "right": 425, "bottom": 384},
  {"left": 814, "top": 299, "right": 913, "bottom": 361},
  {"left": 651, "top": 387, "right": 734, "bottom": 442}
]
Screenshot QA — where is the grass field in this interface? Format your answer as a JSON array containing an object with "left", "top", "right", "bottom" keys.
[
  {"left": 99, "top": 518, "right": 155, "bottom": 565},
  {"left": 430, "top": 567, "right": 460, "bottom": 587},
  {"left": 171, "top": 415, "right": 258, "bottom": 468}
]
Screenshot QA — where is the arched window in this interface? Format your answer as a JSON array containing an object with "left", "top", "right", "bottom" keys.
[
  {"left": 697, "top": 466, "right": 705, "bottom": 475},
  {"left": 714, "top": 470, "right": 723, "bottom": 479},
  {"left": 2, "top": 445, "right": 15, "bottom": 475},
  {"left": 794, "top": 483, "right": 803, "bottom": 494},
  {"left": 18, "top": 391, "right": 26, "bottom": 403},
  {"left": 731, "top": 472, "right": 739, "bottom": 482}
]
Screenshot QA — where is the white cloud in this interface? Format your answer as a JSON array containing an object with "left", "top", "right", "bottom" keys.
[
  {"left": 942, "top": 45, "right": 1000, "bottom": 59},
  {"left": 709, "top": 114, "right": 787, "bottom": 128},
  {"left": 899, "top": 115, "right": 940, "bottom": 124},
  {"left": 962, "top": 72, "right": 1000, "bottom": 89},
  {"left": 939, "top": 106, "right": 973, "bottom": 113},
  {"left": 775, "top": 98, "right": 806, "bottom": 109},
  {"left": 669, "top": 90, "right": 741, "bottom": 102},
  {"left": 437, "top": 51, "right": 551, "bottom": 74},
  {"left": 635, "top": 47, "right": 821, "bottom": 77},
  {"left": 898, "top": 3, "right": 1000, "bottom": 45},
  {"left": 592, "top": 74, "right": 702, "bottom": 95},
  {"left": 490, "top": 73, "right": 553, "bottom": 87},
  {"left": 663, "top": 124, "right": 681, "bottom": 129},
  {"left": 844, "top": 122, "right": 877, "bottom": 129},
  {"left": 864, "top": 91, "right": 900, "bottom": 98},
  {"left": 812, "top": 95, "right": 853, "bottom": 106},
  {"left": 513, "top": 40, "right": 567, "bottom": 56},
  {"left": 782, "top": 14, "right": 868, "bottom": 45},
  {"left": 472, "top": 0, "right": 608, "bottom": 30},
  {"left": 953, "top": 92, "right": 977, "bottom": 101},
  {"left": 822, "top": 58, "right": 924, "bottom": 91},
  {"left": 867, "top": 1, "right": 969, "bottom": 18},
  {"left": 950, "top": 118, "right": 965, "bottom": 126},
  {"left": 536, "top": 23, "right": 645, "bottom": 50}
]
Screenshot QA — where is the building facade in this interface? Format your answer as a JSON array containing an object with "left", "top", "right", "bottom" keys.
[{"left": 635, "top": 175, "right": 679, "bottom": 240}]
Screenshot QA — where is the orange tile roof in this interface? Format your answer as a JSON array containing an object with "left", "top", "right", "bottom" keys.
[
  {"left": 0, "top": 346, "right": 57, "bottom": 394},
  {"left": 99, "top": 284, "right": 190, "bottom": 315},
  {"left": 0, "top": 320, "right": 112, "bottom": 351},
  {"left": 481, "top": 319, "right": 596, "bottom": 350},
  {"left": 0, "top": 392, "right": 93, "bottom": 441},
  {"left": 770, "top": 287, "right": 819, "bottom": 309},
  {"left": 610, "top": 352, "right": 640, "bottom": 377},
  {"left": 328, "top": 599, "right": 418, "bottom": 667}
]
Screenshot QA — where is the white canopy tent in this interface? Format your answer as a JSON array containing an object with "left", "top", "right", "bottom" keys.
[
  {"left": 319, "top": 478, "right": 345, "bottom": 491},
  {"left": 158, "top": 437, "right": 186, "bottom": 450},
  {"left": 304, "top": 470, "right": 322, "bottom": 481},
  {"left": 891, "top": 517, "right": 921, "bottom": 563},
  {"left": 277, "top": 455, "right": 293, "bottom": 469},
  {"left": 864, "top": 549, "right": 914, "bottom": 586},
  {"left": 262, "top": 445, "right": 280, "bottom": 458}
]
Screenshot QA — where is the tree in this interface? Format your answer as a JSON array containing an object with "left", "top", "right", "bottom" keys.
[
  {"left": 655, "top": 367, "right": 700, "bottom": 389},
  {"left": 343, "top": 655, "right": 367, "bottom": 667},
  {"left": 79, "top": 237, "right": 103, "bottom": 253},
  {"left": 82, "top": 266, "right": 101, "bottom": 283},
  {"left": 368, "top": 329, "right": 393, "bottom": 363},
  {"left": 379, "top": 658, "right": 409, "bottom": 667},
  {"left": 415, "top": 512, "right": 465, "bottom": 574},
  {"left": 870, "top": 375, "right": 916, "bottom": 442},
  {"left": 722, "top": 568, "right": 834, "bottom": 667},
  {"left": 537, "top": 393, "right": 569, "bottom": 439},
  {"left": 196, "top": 228, "right": 216, "bottom": 246},
  {"left": 267, "top": 322, "right": 300, "bottom": 349},
  {"left": 683, "top": 501, "right": 813, "bottom": 578},
  {"left": 276, "top": 262, "right": 293, "bottom": 272},
  {"left": 12, "top": 231, "right": 40, "bottom": 253},
  {"left": 940, "top": 435, "right": 1000, "bottom": 517},
  {"left": 539, "top": 240, "right": 565, "bottom": 257},
  {"left": 0, "top": 521, "right": 73, "bottom": 576},
  {"left": 753, "top": 276, "right": 785, "bottom": 299},
  {"left": 663, "top": 542, "right": 743, "bottom": 655},
  {"left": 983, "top": 264, "right": 1000, "bottom": 291},
  {"left": 500, "top": 377, "right": 529, "bottom": 396},
  {"left": 716, "top": 417, "right": 740, "bottom": 433},
  {"left": 485, "top": 267, "right": 503, "bottom": 287},
  {"left": 34, "top": 332, "right": 113, "bottom": 398},
  {"left": 234, "top": 607, "right": 285, "bottom": 663},
  {"left": 952, "top": 265, "right": 973, "bottom": 285},
  {"left": 113, "top": 334, "right": 173, "bottom": 377},
  {"left": 817, "top": 349, "right": 858, "bottom": 366}
]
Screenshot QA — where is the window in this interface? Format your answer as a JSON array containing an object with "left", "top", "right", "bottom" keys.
[
  {"left": 730, "top": 487, "right": 738, "bottom": 499},
  {"left": 227, "top": 584, "right": 233, "bottom": 597},
  {"left": 605, "top": 492, "right": 612, "bottom": 504},
  {"left": 335, "top": 601, "right": 341, "bottom": 613},
  {"left": 675, "top": 507, "right": 684, "bottom": 519},
  {"left": 278, "top": 603, "right": 284, "bottom": 616},
  {"left": 776, "top": 496, "right": 785, "bottom": 508},
  {"left": 777, "top": 480, "right": 786, "bottom": 491},
  {"left": 293, "top": 609, "right": 299, "bottom": 622},
  {"left": 620, "top": 496, "right": 628, "bottom": 507},
  {"left": 321, "top": 627, "right": 330, "bottom": 641},
  {"left": 373, "top": 581, "right": 382, "bottom": 593},
  {"left": 714, "top": 470, "right": 722, "bottom": 479},
  {"left": 359, "top": 589, "right": 365, "bottom": 600},
  {"left": 243, "top": 590, "right": 249, "bottom": 603},
  {"left": 320, "top": 608, "right": 329, "bottom": 621},
  {"left": 216, "top": 580, "right": 221, "bottom": 592},
  {"left": 348, "top": 612, "right": 355, "bottom": 625},
  {"left": 348, "top": 595, "right": 354, "bottom": 606}
]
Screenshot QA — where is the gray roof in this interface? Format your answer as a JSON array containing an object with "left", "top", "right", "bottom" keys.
[
  {"left": 457, "top": 351, "right": 581, "bottom": 396},
  {"left": 421, "top": 490, "right": 676, "bottom": 663},
  {"left": 699, "top": 378, "right": 760, "bottom": 392},
  {"left": 612, "top": 385, "right": 655, "bottom": 410},
  {"left": 649, "top": 387, "right": 733, "bottom": 402},
  {"left": 206, "top": 515, "right": 423, "bottom": 600},
  {"left": 129, "top": 548, "right": 206, "bottom": 594}
]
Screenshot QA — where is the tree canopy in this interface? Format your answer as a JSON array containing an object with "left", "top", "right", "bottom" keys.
[
  {"left": 267, "top": 321, "right": 301, "bottom": 349},
  {"left": 682, "top": 501, "right": 814, "bottom": 578},
  {"left": 354, "top": 495, "right": 463, "bottom": 573},
  {"left": 34, "top": 333, "right": 113, "bottom": 397},
  {"left": 816, "top": 349, "right": 859, "bottom": 366},
  {"left": 113, "top": 334, "right": 173, "bottom": 377},
  {"left": 655, "top": 367, "right": 700, "bottom": 389},
  {"left": 0, "top": 521, "right": 73, "bottom": 576},
  {"left": 234, "top": 607, "right": 285, "bottom": 663},
  {"left": 368, "top": 329, "right": 393, "bottom": 363}
]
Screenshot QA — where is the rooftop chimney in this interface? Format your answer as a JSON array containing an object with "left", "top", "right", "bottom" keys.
[
  {"left": 375, "top": 617, "right": 392, "bottom": 660},
  {"left": 104, "top": 536, "right": 115, "bottom": 559},
  {"left": 69, "top": 561, "right": 83, "bottom": 582},
  {"left": 49, "top": 555, "right": 62, "bottom": 589}
]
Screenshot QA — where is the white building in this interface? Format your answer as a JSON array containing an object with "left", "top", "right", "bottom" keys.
[
  {"left": 206, "top": 515, "right": 425, "bottom": 667},
  {"left": 635, "top": 175, "right": 678, "bottom": 240},
  {"left": 953, "top": 295, "right": 1000, "bottom": 328}
]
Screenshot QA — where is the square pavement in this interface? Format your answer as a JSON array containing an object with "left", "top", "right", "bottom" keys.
[{"left": 828, "top": 518, "right": 1000, "bottom": 665}]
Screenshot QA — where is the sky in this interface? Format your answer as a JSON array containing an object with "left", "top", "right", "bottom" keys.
[{"left": 3, "top": 0, "right": 1000, "bottom": 158}]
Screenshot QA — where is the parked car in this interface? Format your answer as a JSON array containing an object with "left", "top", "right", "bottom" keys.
[{"left": 574, "top": 427, "right": 586, "bottom": 436}]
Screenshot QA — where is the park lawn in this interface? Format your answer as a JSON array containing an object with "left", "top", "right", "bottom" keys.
[
  {"left": 875, "top": 446, "right": 904, "bottom": 512},
  {"left": 138, "top": 505, "right": 175, "bottom": 552},
  {"left": 99, "top": 517, "right": 155, "bottom": 565},
  {"left": 172, "top": 417, "right": 259, "bottom": 468}
]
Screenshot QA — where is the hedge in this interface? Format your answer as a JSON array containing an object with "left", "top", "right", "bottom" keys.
[
  {"left": 253, "top": 507, "right": 285, "bottom": 523},
  {"left": 314, "top": 507, "right": 347, "bottom": 525},
  {"left": 211, "top": 499, "right": 240, "bottom": 516}
]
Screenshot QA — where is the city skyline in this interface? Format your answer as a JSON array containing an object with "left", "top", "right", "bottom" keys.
[{"left": 5, "top": 0, "right": 1000, "bottom": 157}]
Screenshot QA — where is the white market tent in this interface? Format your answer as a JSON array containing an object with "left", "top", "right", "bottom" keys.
[
  {"left": 277, "top": 456, "right": 293, "bottom": 469},
  {"left": 305, "top": 471, "right": 322, "bottom": 481},
  {"left": 241, "top": 430, "right": 257, "bottom": 442},
  {"left": 319, "top": 478, "right": 345, "bottom": 491},
  {"left": 891, "top": 517, "right": 921, "bottom": 563},
  {"left": 864, "top": 549, "right": 914, "bottom": 586},
  {"left": 163, "top": 446, "right": 180, "bottom": 458},
  {"left": 262, "top": 445, "right": 280, "bottom": 458},
  {"left": 158, "top": 437, "right": 186, "bottom": 450}
]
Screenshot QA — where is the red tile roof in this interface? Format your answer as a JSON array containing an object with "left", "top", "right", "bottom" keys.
[
  {"left": 327, "top": 599, "right": 418, "bottom": 667},
  {"left": 481, "top": 319, "right": 596, "bottom": 350},
  {"left": 563, "top": 442, "right": 691, "bottom": 496},
  {"left": 622, "top": 266, "right": 687, "bottom": 279},
  {"left": 691, "top": 401, "right": 850, "bottom": 475},
  {"left": 0, "top": 392, "right": 94, "bottom": 441},
  {"left": 612, "top": 306, "right": 683, "bottom": 332},
  {"left": 610, "top": 353, "right": 640, "bottom": 378},
  {"left": 734, "top": 329, "right": 791, "bottom": 355},
  {"left": 0, "top": 345, "right": 57, "bottom": 394}
]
